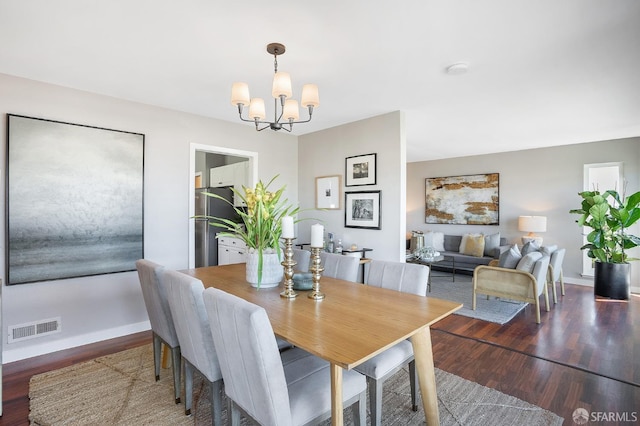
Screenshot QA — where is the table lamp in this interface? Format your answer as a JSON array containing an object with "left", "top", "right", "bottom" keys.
[{"left": 518, "top": 215, "right": 547, "bottom": 246}]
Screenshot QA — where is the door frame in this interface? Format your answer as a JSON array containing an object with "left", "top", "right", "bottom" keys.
[{"left": 188, "top": 143, "right": 257, "bottom": 268}]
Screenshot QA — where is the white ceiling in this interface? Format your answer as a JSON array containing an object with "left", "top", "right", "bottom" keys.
[{"left": 1, "top": 1, "right": 639, "bottom": 162}]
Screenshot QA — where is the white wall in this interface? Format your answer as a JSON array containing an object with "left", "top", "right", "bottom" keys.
[
  {"left": 298, "top": 111, "right": 406, "bottom": 262},
  {"left": 407, "top": 137, "right": 640, "bottom": 289},
  {"left": 0, "top": 73, "right": 298, "bottom": 362}
]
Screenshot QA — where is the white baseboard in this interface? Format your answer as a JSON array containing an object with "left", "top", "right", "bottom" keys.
[
  {"left": 2, "top": 321, "right": 151, "bottom": 364},
  {"left": 566, "top": 278, "right": 640, "bottom": 295}
]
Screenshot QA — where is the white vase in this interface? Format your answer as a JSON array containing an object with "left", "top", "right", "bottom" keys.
[{"left": 245, "top": 251, "right": 283, "bottom": 288}]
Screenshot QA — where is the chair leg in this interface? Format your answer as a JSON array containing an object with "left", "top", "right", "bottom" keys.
[
  {"left": 210, "top": 379, "right": 223, "bottom": 426},
  {"left": 560, "top": 270, "right": 565, "bottom": 296},
  {"left": 351, "top": 390, "right": 366, "bottom": 426},
  {"left": 368, "top": 377, "right": 383, "bottom": 426},
  {"left": 170, "top": 346, "right": 182, "bottom": 404},
  {"left": 184, "top": 360, "right": 193, "bottom": 416},
  {"left": 409, "top": 359, "right": 418, "bottom": 411},
  {"left": 152, "top": 333, "right": 162, "bottom": 381},
  {"left": 543, "top": 282, "right": 550, "bottom": 312},
  {"left": 230, "top": 400, "right": 242, "bottom": 426}
]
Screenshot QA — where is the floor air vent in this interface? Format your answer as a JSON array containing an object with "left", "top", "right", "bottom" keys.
[{"left": 8, "top": 317, "right": 62, "bottom": 343}]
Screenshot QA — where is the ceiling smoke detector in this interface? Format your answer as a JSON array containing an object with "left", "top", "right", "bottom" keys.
[{"left": 446, "top": 62, "right": 469, "bottom": 75}]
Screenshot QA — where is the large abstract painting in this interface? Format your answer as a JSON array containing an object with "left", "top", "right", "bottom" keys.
[
  {"left": 7, "top": 115, "right": 144, "bottom": 285},
  {"left": 425, "top": 173, "right": 499, "bottom": 225}
]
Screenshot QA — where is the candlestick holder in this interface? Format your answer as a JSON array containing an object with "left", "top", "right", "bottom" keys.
[
  {"left": 308, "top": 247, "right": 325, "bottom": 300},
  {"left": 280, "top": 237, "right": 298, "bottom": 299}
]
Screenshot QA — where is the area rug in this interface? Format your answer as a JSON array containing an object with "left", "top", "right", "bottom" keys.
[
  {"left": 29, "top": 344, "right": 563, "bottom": 425},
  {"left": 428, "top": 273, "right": 528, "bottom": 324}
]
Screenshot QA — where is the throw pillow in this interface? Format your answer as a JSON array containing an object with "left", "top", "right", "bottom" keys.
[
  {"left": 424, "top": 231, "right": 445, "bottom": 252},
  {"left": 460, "top": 233, "right": 485, "bottom": 257},
  {"left": 516, "top": 251, "right": 543, "bottom": 273},
  {"left": 498, "top": 244, "right": 521, "bottom": 269},
  {"left": 540, "top": 245, "right": 558, "bottom": 256},
  {"left": 483, "top": 233, "right": 501, "bottom": 257},
  {"left": 521, "top": 240, "right": 541, "bottom": 256}
]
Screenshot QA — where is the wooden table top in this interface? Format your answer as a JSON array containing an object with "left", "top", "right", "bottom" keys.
[{"left": 182, "top": 263, "right": 461, "bottom": 370}]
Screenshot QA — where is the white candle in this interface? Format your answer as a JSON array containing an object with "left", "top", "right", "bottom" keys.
[
  {"left": 281, "top": 216, "right": 294, "bottom": 239},
  {"left": 310, "top": 223, "right": 324, "bottom": 248}
]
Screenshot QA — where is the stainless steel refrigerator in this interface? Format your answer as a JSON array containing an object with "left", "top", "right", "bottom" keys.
[{"left": 194, "top": 186, "right": 236, "bottom": 267}]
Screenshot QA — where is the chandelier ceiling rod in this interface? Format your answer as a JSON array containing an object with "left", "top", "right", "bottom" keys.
[{"left": 231, "top": 43, "right": 319, "bottom": 132}]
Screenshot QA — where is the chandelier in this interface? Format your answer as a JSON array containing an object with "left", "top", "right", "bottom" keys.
[{"left": 231, "top": 43, "right": 319, "bottom": 132}]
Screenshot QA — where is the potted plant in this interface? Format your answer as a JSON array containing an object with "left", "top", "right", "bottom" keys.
[
  {"left": 202, "top": 175, "right": 300, "bottom": 288},
  {"left": 569, "top": 188, "right": 640, "bottom": 299}
]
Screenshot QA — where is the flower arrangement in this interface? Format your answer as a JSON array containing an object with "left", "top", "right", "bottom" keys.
[{"left": 202, "top": 175, "right": 300, "bottom": 286}]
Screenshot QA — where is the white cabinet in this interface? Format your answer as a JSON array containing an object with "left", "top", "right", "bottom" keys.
[
  {"left": 218, "top": 235, "right": 247, "bottom": 265},
  {"left": 209, "top": 163, "right": 236, "bottom": 188},
  {"left": 209, "top": 162, "right": 249, "bottom": 207}
]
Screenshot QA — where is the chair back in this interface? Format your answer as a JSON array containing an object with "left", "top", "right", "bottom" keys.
[
  {"left": 135, "top": 259, "right": 179, "bottom": 347},
  {"left": 320, "top": 252, "right": 359, "bottom": 282},
  {"left": 365, "top": 260, "right": 429, "bottom": 296},
  {"left": 531, "top": 255, "right": 551, "bottom": 297},
  {"left": 549, "top": 248, "right": 565, "bottom": 281},
  {"left": 292, "top": 248, "right": 311, "bottom": 272},
  {"left": 164, "top": 270, "right": 222, "bottom": 383},
  {"left": 203, "top": 287, "right": 292, "bottom": 426}
]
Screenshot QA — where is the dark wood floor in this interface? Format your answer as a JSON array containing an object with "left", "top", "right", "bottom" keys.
[{"left": 1, "top": 282, "right": 638, "bottom": 425}]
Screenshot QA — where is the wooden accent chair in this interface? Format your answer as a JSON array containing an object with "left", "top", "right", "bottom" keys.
[
  {"left": 547, "top": 248, "right": 566, "bottom": 303},
  {"left": 473, "top": 254, "right": 551, "bottom": 324},
  {"left": 135, "top": 259, "right": 182, "bottom": 404}
]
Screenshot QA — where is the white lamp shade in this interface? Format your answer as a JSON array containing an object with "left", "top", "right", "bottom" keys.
[
  {"left": 231, "top": 82, "right": 250, "bottom": 106},
  {"left": 301, "top": 84, "right": 320, "bottom": 108},
  {"left": 518, "top": 216, "right": 547, "bottom": 233},
  {"left": 283, "top": 99, "right": 300, "bottom": 121},
  {"left": 248, "top": 98, "right": 266, "bottom": 120},
  {"left": 272, "top": 71, "right": 292, "bottom": 98}
]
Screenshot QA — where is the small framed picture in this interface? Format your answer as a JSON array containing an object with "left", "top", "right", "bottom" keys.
[
  {"left": 345, "top": 153, "right": 377, "bottom": 186},
  {"left": 345, "top": 190, "right": 381, "bottom": 229},
  {"left": 315, "top": 175, "right": 341, "bottom": 209}
]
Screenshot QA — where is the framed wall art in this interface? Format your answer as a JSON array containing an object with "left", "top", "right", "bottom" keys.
[
  {"left": 345, "top": 190, "right": 381, "bottom": 229},
  {"left": 345, "top": 153, "right": 376, "bottom": 186},
  {"left": 6, "top": 114, "right": 145, "bottom": 285},
  {"left": 315, "top": 175, "right": 341, "bottom": 209},
  {"left": 425, "top": 173, "right": 499, "bottom": 225}
]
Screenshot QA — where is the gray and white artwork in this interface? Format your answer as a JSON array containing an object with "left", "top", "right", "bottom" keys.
[{"left": 7, "top": 115, "right": 144, "bottom": 284}]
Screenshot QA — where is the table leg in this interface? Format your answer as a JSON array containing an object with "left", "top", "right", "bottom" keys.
[
  {"left": 330, "top": 363, "right": 344, "bottom": 426},
  {"left": 411, "top": 327, "right": 440, "bottom": 426}
]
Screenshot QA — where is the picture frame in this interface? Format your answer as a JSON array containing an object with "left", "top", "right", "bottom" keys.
[
  {"left": 315, "top": 175, "right": 341, "bottom": 209},
  {"left": 345, "top": 190, "right": 381, "bottom": 229},
  {"left": 425, "top": 173, "right": 499, "bottom": 225},
  {"left": 345, "top": 153, "right": 377, "bottom": 186},
  {"left": 6, "top": 114, "right": 145, "bottom": 285}
]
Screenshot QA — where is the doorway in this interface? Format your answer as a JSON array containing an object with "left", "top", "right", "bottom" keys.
[{"left": 188, "top": 143, "right": 257, "bottom": 268}]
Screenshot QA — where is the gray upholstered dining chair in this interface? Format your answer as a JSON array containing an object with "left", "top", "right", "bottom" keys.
[
  {"left": 320, "top": 251, "right": 360, "bottom": 282},
  {"left": 164, "top": 270, "right": 224, "bottom": 424},
  {"left": 292, "top": 248, "right": 311, "bottom": 272},
  {"left": 202, "top": 287, "right": 367, "bottom": 426},
  {"left": 135, "top": 259, "right": 182, "bottom": 404},
  {"left": 358, "top": 260, "right": 429, "bottom": 426}
]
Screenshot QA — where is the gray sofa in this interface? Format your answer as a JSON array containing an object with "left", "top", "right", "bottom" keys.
[{"left": 409, "top": 234, "right": 508, "bottom": 275}]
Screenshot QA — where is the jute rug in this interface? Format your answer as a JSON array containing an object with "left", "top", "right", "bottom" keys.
[
  {"left": 29, "top": 344, "right": 563, "bottom": 425},
  {"left": 428, "top": 273, "right": 527, "bottom": 324}
]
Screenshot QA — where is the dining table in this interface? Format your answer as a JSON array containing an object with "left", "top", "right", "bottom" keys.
[{"left": 182, "top": 263, "right": 462, "bottom": 426}]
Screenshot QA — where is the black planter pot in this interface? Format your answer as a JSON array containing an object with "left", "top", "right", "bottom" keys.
[{"left": 594, "top": 262, "right": 630, "bottom": 300}]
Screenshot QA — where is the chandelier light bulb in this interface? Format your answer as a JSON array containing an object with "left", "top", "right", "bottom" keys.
[
  {"left": 272, "top": 72, "right": 292, "bottom": 99},
  {"left": 301, "top": 84, "right": 320, "bottom": 108},
  {"left": 248, "top": 98, "right": 266, "bottom": 120}
]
